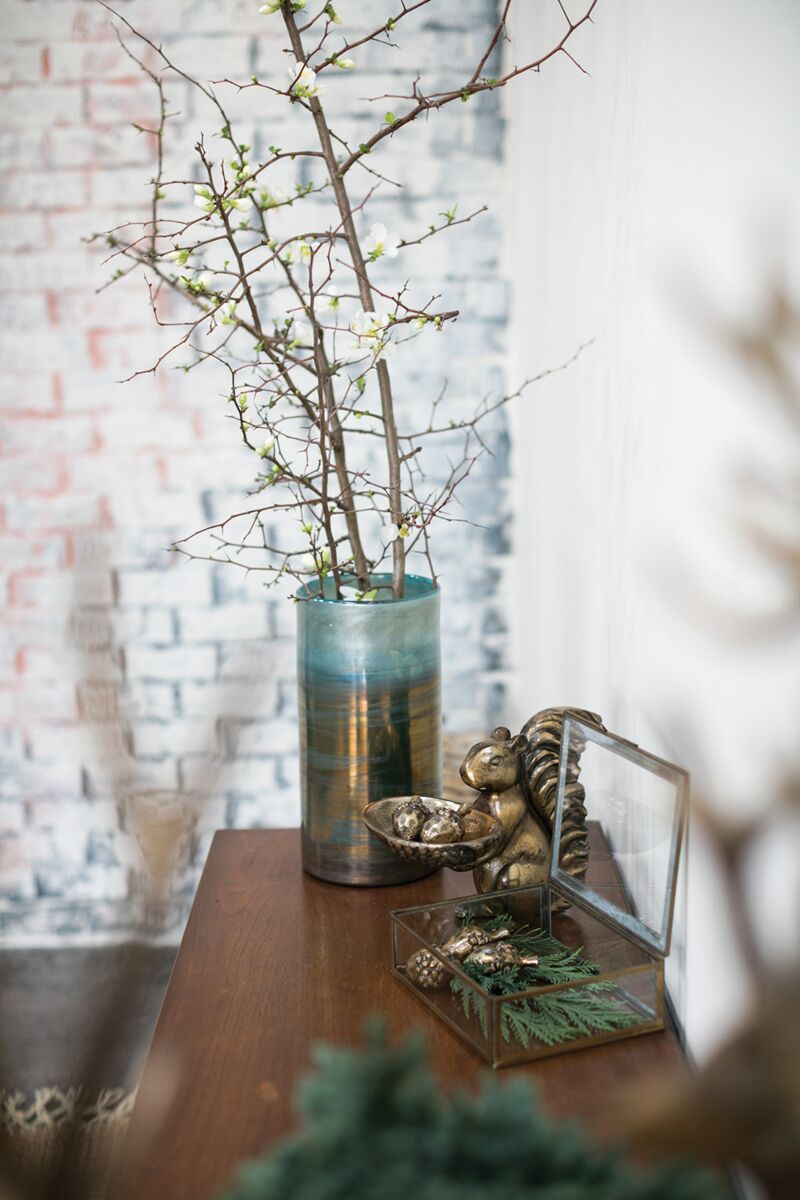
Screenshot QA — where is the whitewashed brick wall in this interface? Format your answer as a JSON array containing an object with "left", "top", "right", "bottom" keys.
[{"left": 0, "top": 0, "right": 511, "bottom": 939}]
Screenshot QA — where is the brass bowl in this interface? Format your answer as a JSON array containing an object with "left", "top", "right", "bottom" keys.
[{"left": 362, "top": 797, "right": 503, "bottom": 871}]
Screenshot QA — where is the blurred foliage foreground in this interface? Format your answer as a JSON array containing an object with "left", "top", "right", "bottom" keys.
[{"left": 220, "top": 1026, "right": 728, "bottom": 1200}]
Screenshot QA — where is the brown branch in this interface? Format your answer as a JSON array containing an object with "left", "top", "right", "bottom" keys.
[
  {"left": 340, "top": 0, "right": 598, "bottom": 175},
  {"left": 312, "top": 0, "right": 434, "bottom": 70},
  {"left": 399, "top": 205, "right": 488, "bottom": 249},
  {"left": 97, "top": 0, "right": 599, "bottom": 597},
  {"left": 283, "top": 4, "right": 406, "bottom": 597}
]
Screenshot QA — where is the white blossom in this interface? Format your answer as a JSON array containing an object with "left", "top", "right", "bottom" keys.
[
  {"left": 364, "top": 222, "right": 400, "bottom": 261},
  {"left": 258, "top": 1, "right": 282, "bottom": 13},
  {"left": 335, "top": 58, "right": 355, "bottom": 70},
  {"left": 350, "top": 310, "right": 391, "bottom": 338},
  {"left": 230, "top": 194, "right": 253, "bottom": 213},
  {"left": 381, "top": 517, "right": 410, "bottom": 542},
  {"left": 288, "top": 60, "right": 322, "bottom": 100},
  {"left": 302, "top": 545, "right": 331, "bottom": 573},
  {"left": 340, "top": 582, "right": 378, "bottom": 602},
  {"left": 166, "top": 247, "right": 191, "bottom": 265},
  {"left": 259, "top": 182, "right": 292, "bottom": 208},
  {"left": 346, "top": 310, "right": 395, "bottom": 362},
  {"left": 291, "top": 317, "right": 313, "bottom": 345},
  {"left": 258, "top": 437, "right": 275, "bottom": 459},
  {"left": 193, "top": 185, "right": 216, "bottom": 214}
]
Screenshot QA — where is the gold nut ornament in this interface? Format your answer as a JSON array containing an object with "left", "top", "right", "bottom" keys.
[
  {"left": 391, "top": 797, "right": 431, "bottom": 841},
  {"left": 459, "top": 810, "right": 486, "bottom": 840},
  {"left": 419, "top": 810, "right": 464, "bottom": 845}
]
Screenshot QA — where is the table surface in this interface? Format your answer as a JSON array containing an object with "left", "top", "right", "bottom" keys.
[{"left": 115, "top": 829, "right": 684, "bottom": 1200}]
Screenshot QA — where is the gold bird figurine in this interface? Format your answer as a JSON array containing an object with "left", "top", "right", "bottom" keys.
[
  {"left": 465, "top": 941, "right": 539, "bottom": 973},
  {"left": 441, "top": 925, "right": 511, "bottom": 961}
]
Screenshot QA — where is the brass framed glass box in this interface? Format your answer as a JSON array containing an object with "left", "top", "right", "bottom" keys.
[{"left": 390, "top": 716, "right": 688, "bottom": 1067}]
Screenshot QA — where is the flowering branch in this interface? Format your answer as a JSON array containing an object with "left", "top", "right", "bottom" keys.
[{"left": 93, "top": 0, "right": 597, "bottom": 600}]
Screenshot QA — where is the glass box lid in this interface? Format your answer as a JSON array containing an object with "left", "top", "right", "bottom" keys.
[{"left": 550, "top": 715, "right": 689, "bottom": 959}]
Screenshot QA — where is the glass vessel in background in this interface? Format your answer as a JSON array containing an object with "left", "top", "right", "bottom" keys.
[{"left": 296, "top": 574, "right": 441, "bottom": 886}]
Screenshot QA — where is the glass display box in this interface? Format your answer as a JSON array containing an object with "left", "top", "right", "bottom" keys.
[{"left": 390, "top": 715, "right": 688, "bottom": 1067}]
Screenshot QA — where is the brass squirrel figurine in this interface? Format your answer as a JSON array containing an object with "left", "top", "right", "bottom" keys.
[{"left": 459, "top": 707, "right": 604, "bottom": 897}]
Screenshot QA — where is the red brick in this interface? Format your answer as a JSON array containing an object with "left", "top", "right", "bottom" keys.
[
  {"left": 0, "top": 43, "right": 44, "bottom": 85},
  {"left": 0, "top": 534, "right": 70, "bottom": 570},
  {"left": 2, "top": 84, "right": 83, "bottom": 129},
  {"left": 46, "top": 125, "right": 154, "bottom": 169},
  {"left": 3, "top": 493, "right": 107, "bottom": 533},
  {"left": 0, "top": 250, "right": 91, "bottom": 290},
  {"left": 7, "top": 568, "right": 113, "bottom": 608},
  {"left": 84, "top": 80, "right": 166, "bottom": 127},
  {"left": 48, "top": 41, "right": 158, "bottom": 84},
  {"left": 0, "top": 413, "right": 99, "bottom": 456},
  {"left": 0, "top": 169, "right": 89, "bottom": 211},
  {"left": 0, "top": 373, "right": 61, "bottom": 415},
  {"left": 0, "top": 460, "right": 68, "bottom": 496}
]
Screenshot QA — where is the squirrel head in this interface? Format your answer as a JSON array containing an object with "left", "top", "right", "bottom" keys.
[{"left": 459, "top": 726, "right": 527, "bottom": 794}]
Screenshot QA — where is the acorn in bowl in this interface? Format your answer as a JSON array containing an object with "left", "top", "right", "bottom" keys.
[{"left": 361, "top": 796, "right": 504, "bottom": 871}]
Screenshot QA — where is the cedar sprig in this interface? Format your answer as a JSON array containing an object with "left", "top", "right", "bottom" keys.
[{"left": 450, "top": 920, "right": 644, "bottom": 1049}]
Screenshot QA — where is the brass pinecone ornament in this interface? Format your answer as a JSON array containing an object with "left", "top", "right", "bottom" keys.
[
  {"left": 406, "top": 925, "right": 514, "bottom": 990},
  {"left": 405, "top": 948, "right": 450, "bottom": 990}
]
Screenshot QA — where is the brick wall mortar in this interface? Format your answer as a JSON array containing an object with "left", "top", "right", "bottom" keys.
[{"left": 1, "top": 0, "right": 512, "bottom": 942}]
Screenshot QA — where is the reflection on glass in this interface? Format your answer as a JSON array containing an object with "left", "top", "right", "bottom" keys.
[{"left": 552, "top": 717, "right": 688, "bottom": 957}]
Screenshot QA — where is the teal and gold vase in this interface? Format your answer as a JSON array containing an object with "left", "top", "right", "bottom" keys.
[{"left": 296, "top": 574, "right": 441, "bottom": 885}]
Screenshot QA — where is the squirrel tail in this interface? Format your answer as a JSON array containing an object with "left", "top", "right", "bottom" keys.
[{"left": 519, "top": 707, "right": 604, "bottom": 884}]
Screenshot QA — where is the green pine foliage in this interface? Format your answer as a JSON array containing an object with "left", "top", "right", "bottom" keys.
[
  {"left": 451, "top": 921, "right": 643, "bottom": 1048},
  {"left": 220, "top": 1026, "right": 728, "bottom": 1200},
  {"left": 500, "top": 982, "right": 642, "bottom": 1048}
]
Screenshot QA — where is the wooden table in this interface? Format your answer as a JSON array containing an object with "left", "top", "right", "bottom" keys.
[{"left": 117, "top": 829, "right": 683, "bottom": 1200}]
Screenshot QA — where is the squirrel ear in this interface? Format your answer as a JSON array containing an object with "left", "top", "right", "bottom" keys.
[
  {"left": 491, "top": 726, "right": 512, "bottom": 742},
  {"left": 510, "top": 734, "right": 527, "bottom": 754}
]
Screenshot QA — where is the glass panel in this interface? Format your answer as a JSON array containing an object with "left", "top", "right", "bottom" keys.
[
  {"left": 391, "top": 912, "right": 495, "bottom": 1063},
  {"left": 547, "top": 892, "right": 653, "bottom": 975},
  {"left": 390, "top": 887, "right": 664, "bottom": 1068},
  {"left": 551, "top": 717, "right": 688, "bottom": 958},
  {"left": 493, "top": 962, "right": 662, "bottom": 1068}
]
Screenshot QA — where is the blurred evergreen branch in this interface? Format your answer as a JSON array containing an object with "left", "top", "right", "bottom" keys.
[{"left": 220, "top": 1026, "right": 727, "bottom": 1200}]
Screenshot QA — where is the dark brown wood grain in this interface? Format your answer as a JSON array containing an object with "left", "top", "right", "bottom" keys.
[{"left": 114, "top": 829, "right": 683, "bottom": 1200}]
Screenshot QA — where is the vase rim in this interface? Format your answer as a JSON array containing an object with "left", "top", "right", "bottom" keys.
[{"left": 295, "top": 572, "right": 439, "bottom": 606}]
